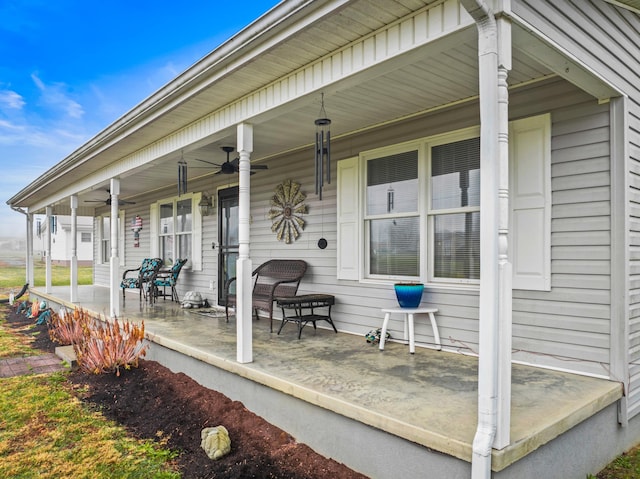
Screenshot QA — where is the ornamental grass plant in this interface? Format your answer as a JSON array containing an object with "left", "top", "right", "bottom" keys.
[
  {"left": 48, "top": 307, "right": 88, "bottom": 346},
  {"left": 74, "top": 315, "right": 147, "bottom": 376},
  {"left": 48, "top": 307, "right": 147, "bottom": 376}
]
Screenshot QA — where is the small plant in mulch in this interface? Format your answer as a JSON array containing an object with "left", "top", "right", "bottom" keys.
[
  {"left": 49, "top": 307, "right": 148, "bottom": 376},
  {"left": 48, "top": 307, "right": 88, "bottom": 345},
  {"left": 75, "top": 316, "right": 147, "bottom": 376}
]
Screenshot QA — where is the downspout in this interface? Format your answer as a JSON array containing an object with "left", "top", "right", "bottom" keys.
[
  {"left": 460, "top": 1, "right": 502, "bottom": 478},
  {"left": 10, "top": 205, "right": 34, "bottom": 287}
]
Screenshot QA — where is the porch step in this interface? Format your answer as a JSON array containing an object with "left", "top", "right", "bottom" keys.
[{"left": 55, "top": 345, "right": 77, "bottom": 369}]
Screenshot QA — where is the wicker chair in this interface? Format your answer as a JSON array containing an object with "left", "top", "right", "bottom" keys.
[
  {"left": 120, "top": 258, "right": 164, "bottom": 303},
  {"left": 224, "top": 259, "right": 308, "bottom": 332},
  {"left": 154, "top": 258, "right": 188, "bottom": 302}
]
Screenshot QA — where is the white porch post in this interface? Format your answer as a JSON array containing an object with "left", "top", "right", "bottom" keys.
[
  {"left": 45, "top": 206, "right": 52, "bottom": 294},
  {"left": 26, "top": 212, "right": 34, "bottom": 287},
  {"left": 70, "top": 195, "right": 79, "bottom": 302},
  {"left": 461, "top": 1, "right": 512, "bottom": 477},
  {"left": 495, "top": 16, "right": 512, "bottom": 450},
  {"left": 109, "top": 178, "right": 120, "bottom": 318},
  {"left": 236, "top": 123, "right": 253, "bottom": 363}
]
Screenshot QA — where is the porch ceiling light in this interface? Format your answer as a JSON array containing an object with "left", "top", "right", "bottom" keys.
[
  {"left": 314, "top": 93, "right": 331, "bottom": 200},
  {"left": 198, "top": 194, "right": 213, "bottom": 217}
]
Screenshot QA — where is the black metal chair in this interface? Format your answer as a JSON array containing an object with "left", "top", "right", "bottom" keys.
[
  {"left": 154, "top": 258, "right": 188, "bottom": 302},
  {"left": 120, "top": 257, "right": 164, "bottom": 302}
]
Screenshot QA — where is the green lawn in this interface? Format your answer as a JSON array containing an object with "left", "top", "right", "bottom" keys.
[
  {"left": 0, "top": 263, "right": 93, "bottom": 289},
  {"left": 0, "top": 307, "right": 178, "bottom": 478}
]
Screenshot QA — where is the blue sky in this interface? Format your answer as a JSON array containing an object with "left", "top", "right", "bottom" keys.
[{"left": 0, "top": 0, "right": 280, "bottom": 237}]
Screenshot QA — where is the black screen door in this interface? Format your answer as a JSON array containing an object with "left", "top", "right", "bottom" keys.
[{"left": 218, "top": 186, "right": 239, "bottom": 305}]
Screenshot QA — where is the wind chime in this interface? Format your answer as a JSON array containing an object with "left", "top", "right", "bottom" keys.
[
  {"left": 178, "top": 151, "right": 188, "bottom": 196},
  {"left": 314, "top": 93, "right": 331, "bottom": 200}
]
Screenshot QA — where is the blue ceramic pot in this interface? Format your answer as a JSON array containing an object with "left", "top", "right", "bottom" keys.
[{"left": 394, "top": 283, "right": 424, "bottom": 308}]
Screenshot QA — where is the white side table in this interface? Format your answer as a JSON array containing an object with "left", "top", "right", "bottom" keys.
[{"left": 379, "top": 307, "right": 441, "bottom": 354}]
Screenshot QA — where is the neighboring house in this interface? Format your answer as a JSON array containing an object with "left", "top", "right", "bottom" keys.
[
  {"left": 33, "top": 215, "right": 93, "bottom": 266},
  {"left": 6, "top": 1, "right": 640, "bottom": 477}
]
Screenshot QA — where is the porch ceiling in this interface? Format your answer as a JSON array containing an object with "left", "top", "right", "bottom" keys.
[{"left": 12, "top": 0, "right": 614, "bottom": 216}]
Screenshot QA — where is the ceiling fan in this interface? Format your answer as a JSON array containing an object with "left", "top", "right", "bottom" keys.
[
  {"left": 194, "top": 146, "right": 268, "bottom": 175},
  {"left": 85, "top": 189, "right": 136, "bottom": 206}
]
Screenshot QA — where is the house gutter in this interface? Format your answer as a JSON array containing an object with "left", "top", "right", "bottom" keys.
[{"left": 460, "top": 0, "right": 503, "bottom": 478}]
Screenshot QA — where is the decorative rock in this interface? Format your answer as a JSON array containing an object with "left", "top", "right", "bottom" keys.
[{"left": 201, "top": 426, "right": 231, "bottom": 460}]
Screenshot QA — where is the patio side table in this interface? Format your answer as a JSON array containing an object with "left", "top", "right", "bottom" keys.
[
  {"left": 276, "top": 294, "right": 337, "bottom": 339},
  {"left": 379, "top": 306, "right": 441, "bottom": 354}
]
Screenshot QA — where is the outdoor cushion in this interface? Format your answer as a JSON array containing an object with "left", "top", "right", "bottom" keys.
[
  {"left": 120, "top": 257, "right": 163, "bottom": 302},
  {"left": 154, "top": 258, "right": 188, "bottom": 302}
]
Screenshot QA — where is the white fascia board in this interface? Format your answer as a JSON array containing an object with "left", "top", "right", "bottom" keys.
[
  {"left": 511, "top": 20, "right": 621, "bottom": 102},
  {"left": 10, "top": 0, "right": 348, "bottom": 204}
]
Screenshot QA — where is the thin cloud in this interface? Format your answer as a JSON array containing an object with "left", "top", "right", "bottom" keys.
[
  {"left": 0, "top": 119, "right": 25, "bottom": 131},
  {"left": 31, "top": 73, "right": 84, "bottom": 119},
  {"left": 0, "top": 90, "right": 25, "bottom": 110}
]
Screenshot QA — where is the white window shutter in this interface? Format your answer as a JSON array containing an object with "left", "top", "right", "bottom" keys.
[
  {"left": 119, "top": 210, "right": 125, "bottom": 266},
  {"left": 337, "top": 156, "right": 360, "bottom": 280},
  {"left": 149, "top": 203, "right": 159, "bottom": 258},
  {"left": 510, "top": 114, "right": 551, "bottom": 291},
  {"left": 191, "top": 193, "right": 203, "bottom": 271},
  {"left": 96, "top": 216, "right": 104, "bottom": 265}
]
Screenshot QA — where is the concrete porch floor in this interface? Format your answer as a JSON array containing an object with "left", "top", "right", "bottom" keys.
[{"left": 32, "top": 285, "right": 622, "bottom": 472}]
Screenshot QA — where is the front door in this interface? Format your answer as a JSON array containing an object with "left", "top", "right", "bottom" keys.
[{"left": 218, "top": 186, "right": 239, "bottom": 305}]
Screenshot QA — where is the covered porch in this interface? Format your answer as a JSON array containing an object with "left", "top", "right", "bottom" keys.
[{"left": 32, "top": 285, "right": 622, "bottom": 478}]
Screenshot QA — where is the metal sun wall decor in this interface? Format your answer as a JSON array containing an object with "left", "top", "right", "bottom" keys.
[{"left": 268, "top": 179, "right": 308, "bottom": 244}]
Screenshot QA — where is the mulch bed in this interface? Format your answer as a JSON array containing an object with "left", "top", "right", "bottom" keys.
[{"left": 2, "top": 302, "right": 368, "bottom": 479}]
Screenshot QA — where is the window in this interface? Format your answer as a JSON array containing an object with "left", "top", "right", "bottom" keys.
[
  {"left": 159, "top": 198, "right": 192, "bottom": 266},
  {"left": 337, "top": 116, "right": 550, "bottom": 288},
  {"left": 151, "top": 193, "right": 202, "bottom": 270},
  {"left": 429, "top": 137, "right": 480, "bottom": 281},
  {"left": 365, "top": 149, "right": 419, "bottom": 278},
  {"left": 97, "top": 213, "right": 124, "bottom": 265},
  {"left": 81, "top": 232, "right": 92, "bottom": 243},
  {"left": 359, "top": 134, "right": 480, "bottom": 283}
]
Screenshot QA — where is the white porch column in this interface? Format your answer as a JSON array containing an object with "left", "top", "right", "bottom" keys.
[
  {"left": 495, "top": 18, "right": 512, "bottom": 449},
  {"left": 236, "top": 123, "right": 253, "bottom": 363},
  {"left": 461, "top": 1, "right": 512, "bottom": 477},
  {"left": 70, "top": 195, "right": 79, "bottom": 302},
  {"left": 26, "top": 212, "right": 34, "bottom": 288},
  {"left": 45, "top": 206, "right": 52, "bottom": 294},
  {"left": 109, "top": 178, "right": 121, "bottom": 318}
]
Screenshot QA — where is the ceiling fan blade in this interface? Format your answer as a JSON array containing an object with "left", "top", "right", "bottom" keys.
[
  {"left": 194, "top": 158, "right": 222, "bottom": 167},
  {"left": 229, "top": 158, "right": 268, "bottom": 171}
]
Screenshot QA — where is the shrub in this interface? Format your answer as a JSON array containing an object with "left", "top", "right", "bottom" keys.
[
  {"left": 49, "top": 307, "right": 148, "bottom": 376},
  {"left": 74, "top": 316, "right": 148, "bottom": 376},
  {"left": 49, "top": 307, "right": 90, "bottom": 345}
]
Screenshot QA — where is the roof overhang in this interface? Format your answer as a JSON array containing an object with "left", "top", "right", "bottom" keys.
[{"left": 7, "top": 0, "right": 624, "bottom": 216}]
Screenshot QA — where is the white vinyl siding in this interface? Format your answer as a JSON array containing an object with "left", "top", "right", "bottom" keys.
[{"left": 514, "top": 0, "right": 640, "bottom": 421}]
